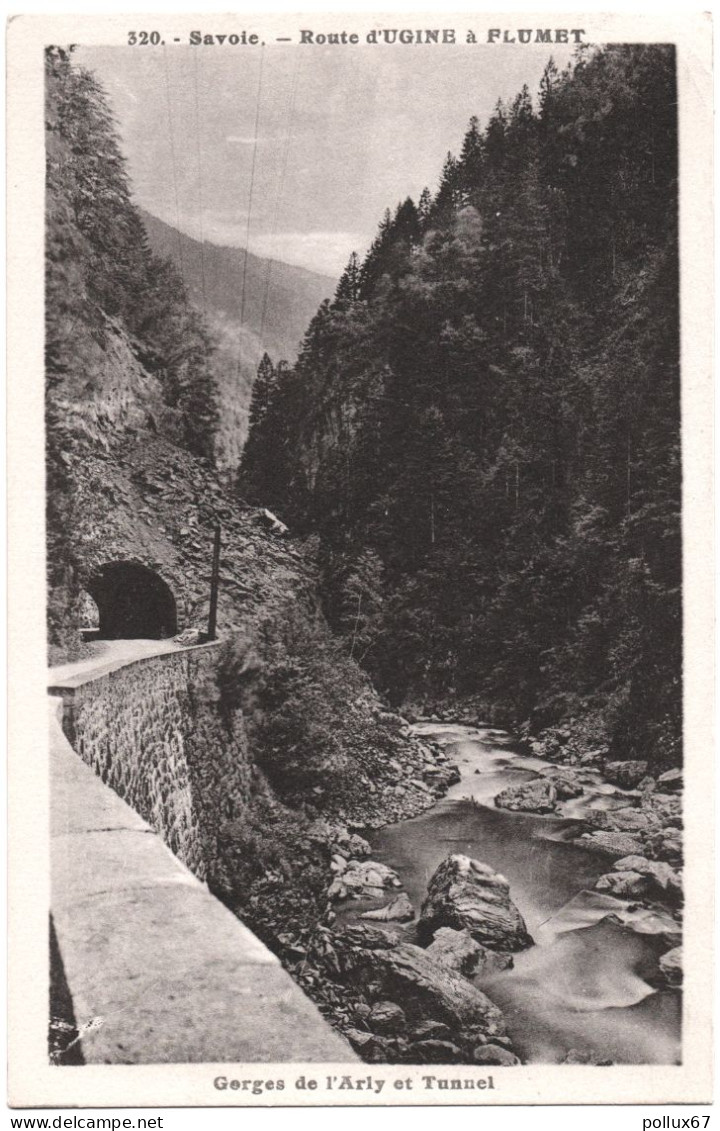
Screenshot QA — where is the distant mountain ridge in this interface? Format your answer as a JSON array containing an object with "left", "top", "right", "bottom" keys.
[
  {"left": 139, "top": 209, "right": 335, "bottom": 364},
  {"left": 139, "top": 209, "right": 335, "bottom": 468}
]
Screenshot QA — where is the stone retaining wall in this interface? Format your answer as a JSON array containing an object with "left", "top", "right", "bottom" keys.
[
  {"left": 49, "top": 695, "right": 354, "bottom": 1064},
  {"left": 55, "top": 643, "right": 248, "bottom": 882}
]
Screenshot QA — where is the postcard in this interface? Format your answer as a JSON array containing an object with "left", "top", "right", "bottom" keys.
[{"left": 6, "top": 10, "right": 714, "bottom": 1107}]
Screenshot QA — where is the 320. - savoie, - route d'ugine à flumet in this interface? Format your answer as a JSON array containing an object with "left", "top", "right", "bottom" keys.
[{"left": 180, "top": 27, "right": 587, "bottom": 46}]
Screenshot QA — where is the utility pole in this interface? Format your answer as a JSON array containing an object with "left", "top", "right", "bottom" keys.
[{"left": 207, "top": 525, "right": 221, "bottom": 641}]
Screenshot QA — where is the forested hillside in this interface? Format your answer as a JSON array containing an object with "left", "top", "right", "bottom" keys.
[
  {"left": 46, "top": 48, "right": 219, "bottom": 456},
  {"left": 240, "top": 45, "right": 681, "bottom": 769},
  {"left": 139, "top": 210, "right": 333, "bottom": 467}
]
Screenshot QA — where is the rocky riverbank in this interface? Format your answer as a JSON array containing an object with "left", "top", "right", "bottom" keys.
[
  {"left": 328, "top": 710, "right": 463, "bottom": 829},
  {"left": 223, "top": 714, "right": 533, "bottom": 1065},
  {"left": 487, "top": 730, "right": 684, "bottom": 994},
  {"left": 297, "top": 851, "right": 531, "bottom": 1065},
  {"left": 228, "top": 711, "right": 683, "bottom": 1063},
  {"left": 405, "top": 702, "right": 683, "bottom": 901}
]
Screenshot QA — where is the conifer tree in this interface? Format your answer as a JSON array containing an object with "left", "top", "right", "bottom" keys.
[
  {"left": 249, "top": 353, "right": 277, "bottom": 426},
  {"left": 334, "top": 252, "right": 361, "bottom": 309},
  {"left": 417, "top": 186, "right": 433, "bottom": 229}
]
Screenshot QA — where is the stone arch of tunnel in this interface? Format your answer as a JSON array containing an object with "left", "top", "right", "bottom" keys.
[{"left": 86, "top": 562, "right": 178, "bottom": 640}]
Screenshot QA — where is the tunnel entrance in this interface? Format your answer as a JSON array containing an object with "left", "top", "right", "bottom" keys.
[{"left": 86, "top": 562, "right": 178, "bottom": 640}]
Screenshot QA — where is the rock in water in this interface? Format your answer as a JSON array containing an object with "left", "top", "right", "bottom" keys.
[
  {"left": 604, "top": 760, "right": 649, "bottom": 789},
  {"left": 658, "top": 946, "right": 683, "bottom": 986},
  {"left": 473, "top": 1043, "right": 521, "bottom": 1066},
  {"left": 545, "top": 771, "right": 584, "bottom": 800},
  {"left": 327, "top": 859, "right": 402, "bottom": 902},
  {"left": 426, "top": 927, "right": 485, "bottom": 975},
  {"left": 174, "top": 627, "right": 203, "bottom": 646},
  {"left": 426, "top": 927, "right": 514, "bottom": 977},
  {"left": 595, "top": 870, "right": 652, "bottom": 898},
  {"left": 494, "top": 779, "right": 558, "bottom": 813},
  {"left": 419, "top": 854, "right": 533, "bottom": 951},
  {"left": 361, "top": 893, "right": 415, "bottom": 923},
  {"left": 255, "top": 507, "right": 289, "bottom": 536},
  {"left": 331, "top": 924, "right": 507, "bottom": 1044},
  {"left": 657, "top": 768, "right": 683, "bottom": 792},
  {"left": 612, "top": 855, "right": 683, "bottom": 898},
  {"left": 586, "top": 807, "right": 660, "bottom": 833},
  {"left": 643, "top": 827, "right": 683, "bottom": 865}
]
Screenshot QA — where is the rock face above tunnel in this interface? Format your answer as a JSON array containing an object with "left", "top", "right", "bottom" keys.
[
  {"left": 419, "top": 854, "right": 533, "bottom": 952},
  {"left": 58, "top": 432, "right": 310, "bottom": 653}
]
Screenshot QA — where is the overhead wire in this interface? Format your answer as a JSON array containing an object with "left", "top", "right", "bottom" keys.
[
  {"left": 259, "top": 47, "right": 302, "bottom": 344},
  {"left": 191, "top": 49, "right": 209, "bottom": 315},
  {"left": 239, "top": 44, "right": 266, "bottom": 330},
  {"left": 161, "top": 46, "right": 187, "bottom": 285},
  {"left": 163, "top": 46, "right": 299, "bottom": 385}
]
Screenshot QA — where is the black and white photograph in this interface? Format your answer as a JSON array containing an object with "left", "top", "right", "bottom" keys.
[{"left": 6, "top": 10, "right": 714, "bottom": 1109}]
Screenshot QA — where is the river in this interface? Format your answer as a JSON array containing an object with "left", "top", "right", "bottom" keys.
[{"left": 365, "top": 722, "right": 682, "bottom": 1065}]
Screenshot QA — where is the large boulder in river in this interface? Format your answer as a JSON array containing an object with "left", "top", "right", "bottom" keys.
[
  {"left": 330, "top": 923, "right": 508, "bottom": 1045},
  {"left": 604, "top": 760, "right": 649, "bottom": 789},
  {"left": 576, "top": 830, "right": 646, "bottom": 858},
  {"left": 370, "top": 946, "right": 507, "bottom": 1040},
  {"left": 585, "top": 806, "right": 660, "bottom": 834},
  {"left": 657, "top": 768, "right": 683, "bottom": 792},
  {"left": 494, "top": 779, "right": 558, "bottom": 813},
  {"left": 419, "top": 854, "right": 533, "bottom": 951},
  {"left": 427, "top": 927, "right": 513, "bottom": 977},
  {"left": 595, "top": 870, "right": 652, "bottom": 899},
  {"left": 613, "top": 855, "right": 683, "bottom": 899},
  {"left": 327, "top": 859, "right": 402, "bottom": 902}
]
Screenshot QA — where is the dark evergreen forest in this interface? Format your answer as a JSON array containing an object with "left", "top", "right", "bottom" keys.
[{"left": 240, "top": 45, "right": 681, "bottom": 769}]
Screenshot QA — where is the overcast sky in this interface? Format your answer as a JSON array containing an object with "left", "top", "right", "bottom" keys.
[{"left": 77, "top": 43, "right": 576, "bottom": 279}]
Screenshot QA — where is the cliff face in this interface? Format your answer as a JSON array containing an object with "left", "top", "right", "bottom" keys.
[
  {"left": 50, "top": 281, "right": 453, "bottom": 817},
  {"left": 48, "top": 310, "right": 302, "bottom": 635}
]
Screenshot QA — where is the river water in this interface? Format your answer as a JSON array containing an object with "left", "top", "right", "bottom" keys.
[{"left": 366, "top": 723, "right": 681, "bottom": 1065}]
